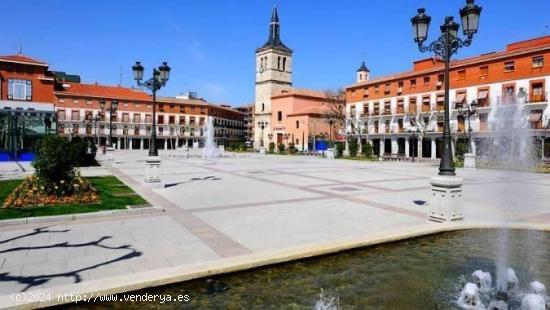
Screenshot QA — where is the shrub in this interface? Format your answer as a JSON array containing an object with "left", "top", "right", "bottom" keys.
[
  {"left": 288, "top": 143, "right": 297, "bottom": 154},
  {"left": 455, "top": 139, "right": 469, "bottom": 162},
  {"left": 33, "top": 135, "right": 77, "bottom": 195},
  {"left": 363, "top": 141, "right": 374, "bottom": 158},
  {"left": 70, "top": 136, "right": 97, "bottom": 166},
  {"left": 2, "top": 173, "right": 98, "bottom": 208},
  {"left": 278, "top": 143, "right": 286, "bottom": 153},
  {"left": 335, "top": 142, "right": 344, "bottom": 157},
  {"left": 349, "top": 138, "right": 358, "bottom": 157},
  {"left": 268, "top": 142, "right": 275, "bottom": 154}
]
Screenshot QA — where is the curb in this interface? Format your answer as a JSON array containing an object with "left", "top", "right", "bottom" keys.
[
  {"left": 0, "top": 206, "right": 164, "bottom": 227},
  {"left": 1, "top": 221, "right": 549, "bottom": 309}
]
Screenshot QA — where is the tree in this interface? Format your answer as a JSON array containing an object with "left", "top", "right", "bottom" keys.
[
  {"left": 323, "top": 89, "right": 346, "bottom": 143},
  {"left": 33, "top": 135, "right": 77, "bottom": 194}
]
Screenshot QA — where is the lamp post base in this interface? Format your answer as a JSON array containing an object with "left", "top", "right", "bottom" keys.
[
  {"left": 428, "top": 175, "right": 464, "bottom": 222},
  {"left": 325, "top": 148, "right": 335, "bottom": 159},
  {"left": 463, "top": 153, "right": 476, "bottom": 169},
  {"left": 145, "top": 155, "right": 162, "bottom": 183},
  {"left": 259, "top": 147, "right": 266, "bottom": 155}
]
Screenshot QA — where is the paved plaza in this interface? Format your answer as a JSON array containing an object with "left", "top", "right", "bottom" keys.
[{"left": 1, "top": 151, "right": 550, "bottom": 307}]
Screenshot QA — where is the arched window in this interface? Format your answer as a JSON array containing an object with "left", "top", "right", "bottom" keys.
[
  {"left": 277, "top": 111, "right": 282, "bottom": 121},
  {"left": 359, "top": 74, "right": 363, "bottom": 80},
  {"left": 264, "top": 56, "right": 268, "bottom": 68},
  {"left": 283, "top": 57, "right": 286, "bottom": 71},
  {"left": 260, "top": 57, "right": 264, "bottom": 69},
  {"left": 262, "top": 103, "right": 265, "bottom": 112},
  {"left": 277, "top": 56, "right": 281, "bottom": 70}
]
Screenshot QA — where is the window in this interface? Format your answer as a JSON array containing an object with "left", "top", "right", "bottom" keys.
[
  {"left": 86, "top": 100, "right": 93, "bottom": 105},
  {"left": 277, "top": 111, "right": 282, "bottom": 121},
  {"left": 179, "top": 116, "right": 186, "bottom": 125},
  {"left": 57, "top": 110, "right": 66, "bottom": 120},
  {"left": 351, "top": 90, "right": 356, "bottom": 98},
  {"left": 71, "top": 111, "right": 80, "bottom": 121},
  {"left": 134, "top": 114, "right": 141, "bottom": 123},
  {"left": 122, "top": 113, "right": 129, "bottom": 122},
  {"left": 7, "top": 79, "right": 32, "bottom": 100},
  {"left": 409, "top": 97, "right": 417, "bottom": 113},
  {"left": 384, "top": 83, "right": 391, "bottom": 95},
  {"left": 169, "top": 115, "right": 175, "bottom": 124},
  {"left": 410, "top": 79, "right": 417, "bottom": 88},
  {"left": 363, "top": 87, "right": 369, "bottom": 98},
  {"left": 397, "top": 81, "right": 403, "bottom": 93},
  {"left": 479, "top": 65, "right": 489, "bottom": 76},
  {"left": 374, "top": 86, "right": 379, "bottom": 94},
  {"left": 277, "top": 56, "right": 281, "bottom": 70},
  {"left": 530, "top": 81, "right": 545, "bottom": 102},
  {"left": 158, "top": 115, "right": 164, "bottom": 124},
  {"left": 283, "top": 57, "right": 286, "bottom": 71},
  {"left": 145, "top": 114, "right": 152, "bottom": 123},
  {"left": 533, "top": 56, "right": 544, "bottom": 68},
  {"left": 423, "top": 76, "right": 430, "bottom": 86},
  {"left": 261, "top": 103, "right": 265, "bottom": 112},
  {"left": 124, "top": 102, "right": 129, "bottom": 108},
  {"left": 457, "top": 70, "right": 466, "bottom": 80},
  {"left": 296, "top": 120, "right": 299, "bottom": 129},
  {"left": 135, "top": 103, "right": 141, "bottom": 108},
  {"left": 504, "top": 61, "right": 515, "bottom": 72}
]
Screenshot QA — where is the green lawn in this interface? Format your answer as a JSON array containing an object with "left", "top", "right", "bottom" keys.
[{"left": 0, "top": 176, "right": 147, "bottom": 220}]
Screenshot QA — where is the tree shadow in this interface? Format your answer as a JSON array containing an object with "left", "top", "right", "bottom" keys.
[{"left": 0, "top": 227, "right": 142, "bottom": 292}]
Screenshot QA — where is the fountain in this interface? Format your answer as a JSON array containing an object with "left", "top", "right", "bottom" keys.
[
  {"left": 457, "top": 283, "right": 482, "bottom": 309},
  {"left": 202, "top": 116, "right": 221, "bottom": 159}
]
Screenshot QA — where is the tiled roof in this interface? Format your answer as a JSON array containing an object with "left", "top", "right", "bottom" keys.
[
  {"left": 288, "top": 104, "right": 332, "bottom": 116},
  {"left": 272, "top": 88, "right": 330, "bottom": 99},
  {"left": 158, "top": 97, "right": 244, "bottom": 114},
  {"left": 0, "top": 54, "right": 48, "bottom": 66},
  {"left": 55, "top": 83, "right": 151, "bottom": 101},
  {"left": 348, "top": 35, "right": 550, "bottom": 89}
]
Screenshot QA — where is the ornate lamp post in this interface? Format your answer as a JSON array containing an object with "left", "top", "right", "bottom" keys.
[
  {"left": 411, "top": 0, "right": 481, "bottom": 222},
  {"left": 407, "top": 125, "right": 421, "bottom": 162},
  {"left": 132, "top": 61, "right": 171, "bottom": 183},
  {"left": 99, "top": 99, "right": 118, "bottom": 148},
  {"left": 457, "top": 100, "right": 478, "bottom": 168},
  {"left": 257, "top": 121, "right": 268, "bottom": 148},
  {"left": 411, "top": 0, "right": 481, "bottom": 175}
]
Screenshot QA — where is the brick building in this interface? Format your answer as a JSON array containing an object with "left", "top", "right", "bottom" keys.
[
  {"left": 271, "top": 89, "right": 341, "bottom": 151},
  {"left": 235, "top": 104, "right": 255, "bottom": 145},
  {"left": 54, "top": 82, "right": 246, "bottom": 150},
  {"left": 0, "top": 54, "right": 57, "bottom": 159},
  {"left": 345, "top": 35, "right": 550, "bottom": 159}
]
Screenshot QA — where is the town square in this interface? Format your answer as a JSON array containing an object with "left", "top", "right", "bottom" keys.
[{"left": 1, "top": 0, "right": 550, "bottom": 309}]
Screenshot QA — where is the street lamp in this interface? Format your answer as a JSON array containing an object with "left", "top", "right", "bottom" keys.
[
  {"left": 257, "top": 121, "right": 268, "bottom": 147},
  {"left": 407, "top": 125, "right": 421, "bottom": 162},
  {"left": 132, "top": 61, "right": 171, "bottom": 183},
  {"left": 99, "top": 99, "right": 118, "bottom": 148},
  {"left": 411, "top": 0, "right": 481, "bottom": 222},
  {"left": 411, "top": 0, "right": 481, "bottom": 176},
  {"left": 457, "top": 99, "right": 478, "bottom": 153},
  {"left": 132, "top": 61, "right": 171, "bottom": 157}
]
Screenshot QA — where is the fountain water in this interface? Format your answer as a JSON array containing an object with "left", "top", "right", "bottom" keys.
[
  {"left": 457, "top": 283, "right": 482, "bottom": 309},
  {"left": 202, "top": 116, "right": 221, "bottom": 159}
]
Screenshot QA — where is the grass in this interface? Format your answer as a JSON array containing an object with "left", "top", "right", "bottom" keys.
[{"left": 0, "top": 176, "right": 147, "bottom": 220}]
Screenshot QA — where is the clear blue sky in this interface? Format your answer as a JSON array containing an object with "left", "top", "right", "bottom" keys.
[{"left": 2, "top": 0, "right": 550, "bottom": 106}]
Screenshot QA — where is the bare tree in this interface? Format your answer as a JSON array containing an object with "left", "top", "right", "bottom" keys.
[{"left": 323, "top": 89, "right": 346, "bottom": 128}]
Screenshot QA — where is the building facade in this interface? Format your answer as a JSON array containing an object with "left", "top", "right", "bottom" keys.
[
  {"left": 0, "top": 54, "right": 57, "bottom": 159},
  {"left": 345, "top": 36, "right": 550, "bottom": 159},
  {"left": 254, "top": 6, "right": 293, "bottom": 149},
  {"left": 54, "top": 83, "right": 246, "bottom": 150},
  {"left": 235, "top": 103, "right": 255, "bottom": 145},
  {"left": 271, "top": 89, "right": 341, "bottom": 151}
]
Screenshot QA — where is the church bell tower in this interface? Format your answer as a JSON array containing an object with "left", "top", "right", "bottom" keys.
[{"left": 254, "top": 5, "right": 293, "bottom": 149}]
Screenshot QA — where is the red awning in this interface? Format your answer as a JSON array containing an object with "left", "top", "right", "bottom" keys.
[
  {"left": 529, "top": 112, "right": 542, "bottom": 122},
  {"left": 455, "top": 93, "right": 466, "bottom": 103},
  {"left": 478, "top": 90, "right": 489, "bottom": 99}
]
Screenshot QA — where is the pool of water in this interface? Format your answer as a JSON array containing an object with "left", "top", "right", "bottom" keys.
[{"left": 63, "top": 229, "right": 550, "bottom": 309}]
